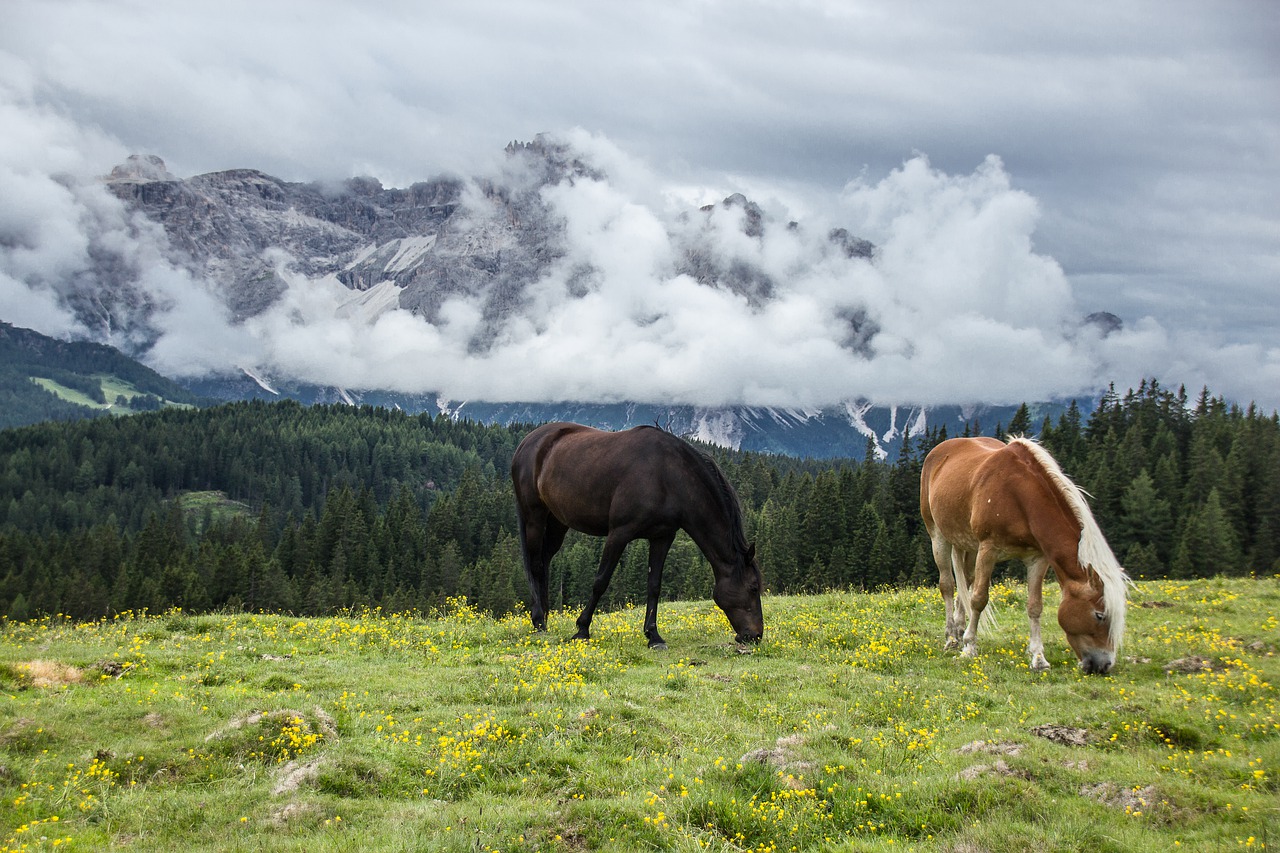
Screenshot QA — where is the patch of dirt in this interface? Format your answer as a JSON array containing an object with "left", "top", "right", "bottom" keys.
[
  {"left": 1137, "top": 601, "right": 1174, "bottom": 608},
  {"left": 1030, "top": 724, "right": 1090, "bottom": 746},
  {"left": 0, "top": 718, "right": 37, "bottom": 744},
  {"left": 20, "top": 660, "right": 83, "bottom": 688},
  {"left": 740, "top": 733, "right": 815, "bottom": 777},
  {"left": 1081, "top": 782, "right": 1160, "bottom": 813},
  {"left": 957, "top": 740, "right": 1023, "bottom": 756},
  {"left": 143, "top": 712, "right": 165, "bottom": 728},
  {"left": 1163, "top": 656, "right": 1224, "bottom": 674},
  {"left": 957, "top": 759, "right": 1031, "bottom": 781},
  {"left": 272, "top": 758, "right": 324, "bottom": 795},
  {"left": 267, "top": 801, "right": 324, "bottom": 827}
]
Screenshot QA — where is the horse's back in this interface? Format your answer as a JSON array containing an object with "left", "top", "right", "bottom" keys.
[
  {"left": 920, "top": 438, "right": 1002, "bottom": 526},
  {"left": 921, "top": 437, "right": 1039, "bottom": 553},
  {"left": 513, "top": 423, "right": 686, "bottom": 533},
  {"left": 512, "top": 422, "right": 585, "bottom": 501}
]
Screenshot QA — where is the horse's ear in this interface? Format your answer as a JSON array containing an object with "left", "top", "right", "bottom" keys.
[{"left": 746, "top": 542, "right": 756, "bottom": 561}]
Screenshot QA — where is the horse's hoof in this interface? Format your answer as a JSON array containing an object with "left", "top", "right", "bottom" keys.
[
  {"left": 961, "top": 645, "right": 977, "bottom": 658},
  {"left": 1031, "top": 656, "right": 1050, "bottom": 671},
  {"left": 648, "top": 641, "right": 668, "bottom": 651},
  {"left": 944, "top": 638, "right": 959, "bottom": 651},
  {"left": 569, "top": 631, "right": 590, "bottom": 642}
]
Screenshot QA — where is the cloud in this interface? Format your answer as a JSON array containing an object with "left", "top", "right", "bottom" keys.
[
  {"left": 1, "top": 1, "right": 1278, "bottom": 410},
  {"left": 138, "top": 140, "right": 1264, "bottom": 410}
]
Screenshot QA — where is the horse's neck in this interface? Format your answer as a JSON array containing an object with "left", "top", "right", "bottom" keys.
[
  {"left": 680, "top": 497, "right": 741, "bottom": 574},
  {"left": 684, "top": 519, "right": 737, "bottom": 572},
  {"left": 1029, "top": 502, "right": 1087, "bottom": 583}
]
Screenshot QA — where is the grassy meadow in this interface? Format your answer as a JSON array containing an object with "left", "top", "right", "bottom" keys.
[{"left": 1, "top": 576, "right": 1276, "bottom": 852}]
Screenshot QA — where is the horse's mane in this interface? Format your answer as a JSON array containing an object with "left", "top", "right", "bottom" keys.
[
  {"left": 1008, "top": 437, "right": 1131, "bottom": 648},
  {"left": 680, "top": 439, "right": 753, "bottom": 574}
]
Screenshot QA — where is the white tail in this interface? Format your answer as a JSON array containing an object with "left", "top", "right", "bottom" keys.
[{"left": 951, "top": 549, "right": 998, "bottom": 633}]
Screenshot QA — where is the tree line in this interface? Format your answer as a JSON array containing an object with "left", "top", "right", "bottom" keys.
[{"left": 1, "top": 380, "right": 1277, "bottom": 623}]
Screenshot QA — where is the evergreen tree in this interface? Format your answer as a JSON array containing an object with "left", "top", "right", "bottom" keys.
[
  {"left": 1177, "top": 489, "right": 1243, "bottom": 576},
  {"left": 755, "top": 497, "right": 799, "bottom": 593},
  {"left": 1007, "top": 403, "right": 1032, "bottom": 437},
  {"left": 1116, "top": 469, "right": 1175, "bottom": 565}
]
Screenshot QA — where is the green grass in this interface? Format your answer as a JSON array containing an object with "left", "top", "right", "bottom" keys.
[
  {"left": 31, "top": 375, "right": 192, "bottom": 413},
  {"left": 1, "top": 578, "right": 1276, "bottom": 852},
  {"left": 177, "top": 491, "right": 256, "bottom": 530},
  {"left": 31, "top": 378, "right": 106, "bottom": 409}
]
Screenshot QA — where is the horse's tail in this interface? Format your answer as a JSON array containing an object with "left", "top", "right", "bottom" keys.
[
  {"left": 951, "top": 549, "right": 998, "bottom": 633},
  {"left": 1008, "top": 437, "right": 1130, "bottom": 648}
]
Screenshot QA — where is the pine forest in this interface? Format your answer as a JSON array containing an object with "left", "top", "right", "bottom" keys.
[{"left": 1, "top": 380, "right": 1278, "bottom": 623}]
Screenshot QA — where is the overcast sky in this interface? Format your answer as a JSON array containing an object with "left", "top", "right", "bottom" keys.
[{"left": 2, "top": 0, "right": 1278, "bottom": 410}]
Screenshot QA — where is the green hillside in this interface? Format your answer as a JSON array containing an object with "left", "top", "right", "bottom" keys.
[
  {"left": 0, "top": 578, "right": 1275, "bottom": 852},
  {"left": 0, "top": 321, "right": 208, "bottom": 429}
]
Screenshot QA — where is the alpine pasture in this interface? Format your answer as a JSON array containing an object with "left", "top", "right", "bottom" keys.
[{"left": 1, "top": 576, "right": 1276, "bottom": 852}]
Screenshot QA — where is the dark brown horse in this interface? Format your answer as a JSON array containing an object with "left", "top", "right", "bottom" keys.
[
  {"left": 511, "top": 422, "right": 764, "bottom": 648},
  {"left": 920, "top": 437, "right": 1130, "bottom": 674}
]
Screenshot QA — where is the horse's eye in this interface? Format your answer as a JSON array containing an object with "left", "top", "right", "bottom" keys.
[{"left": 1094, "top": 611, "right": 1106, "bottom": 622}]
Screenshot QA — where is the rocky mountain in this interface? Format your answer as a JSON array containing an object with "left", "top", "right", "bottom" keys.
[
  {"left": 5, "top": 137, "right": 1093, "bottom": 458},
  {"left": 98, "top": 138, "right": 881, "bottom": 353}
]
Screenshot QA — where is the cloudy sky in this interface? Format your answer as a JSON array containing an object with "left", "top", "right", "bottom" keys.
[{"left": 2, "top": 0, "right": 1278, "bottom": 410}]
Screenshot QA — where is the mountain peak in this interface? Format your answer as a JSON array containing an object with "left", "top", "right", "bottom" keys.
[{"left": 106, "top": 154, "right": 176, "bottom": 183}]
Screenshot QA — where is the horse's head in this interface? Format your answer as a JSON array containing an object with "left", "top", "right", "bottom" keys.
[
  {"left": 1057, "top": 578, "right": 1117, "bottom": 674},
  {"left": 713, "top": 543, "right": 764, "bottom": 644}
]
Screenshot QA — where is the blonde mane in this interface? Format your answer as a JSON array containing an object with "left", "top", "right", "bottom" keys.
[{"left": 1007, "top": 437, "right": 1131, "bottom": 649}]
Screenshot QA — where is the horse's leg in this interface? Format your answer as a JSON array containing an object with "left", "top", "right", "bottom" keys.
[
  {"left": 960, "top": 542, "right": 996, "bottom": 658},
  {"left": 1025, "top": 556, "right": 1050, "bottom": 671},
  {"left": 536, "top": 518, "right": 568, "bottom": 631},
  {"left": 518, "top": 508, "right": 552, "bottom": 632},
  {"left": 931, "top": 535, "right": 961, "bottom": 650},
  {"left": 951, "top": 548, "right": 973, "bottom": 649},
  {"left": 572, "top": 531, "right": 629, "bottom": 641},
  {"left": 643, "top": 535, "right": 675, "bottom": 650}
]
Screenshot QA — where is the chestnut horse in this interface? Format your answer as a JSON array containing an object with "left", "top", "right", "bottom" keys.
[
  {"left": 511, "top": 422, "right": 764, "bottom": 648},
  {"left": 920, "top": 437, "right": 1129, "bottom": 674}
]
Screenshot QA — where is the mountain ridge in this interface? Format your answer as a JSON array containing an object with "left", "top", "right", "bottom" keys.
[{"left": 3, "top": 137, "right": 1104, "bottom": 454}]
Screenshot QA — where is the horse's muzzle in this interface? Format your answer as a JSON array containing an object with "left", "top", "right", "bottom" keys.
[
  {"left": 735, "top": 631, "right": 762, "bottom": 645},
  {"left": 1078, "top": 651, "right": 1115, "bottom": 675}
]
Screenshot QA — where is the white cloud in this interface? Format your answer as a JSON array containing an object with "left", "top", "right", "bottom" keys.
[
  {"left": 0, "top": 1, "right": 1277, "bottom": 410},
  {"left": 126, "top": 145, "right": 1259, "bottom": 410}
]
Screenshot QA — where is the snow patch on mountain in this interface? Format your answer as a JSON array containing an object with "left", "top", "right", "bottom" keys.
[
  {"left": 690, "top": 409, "right": 746, "bottom": 449},
  {"left": 240, "top": 366, "right": 279, "bottom": 395},
  {"left": 384, "top": 236, "right": 439, "bottom": 274},
  {"left": 336, "top": 280, "right": 403, "bottom": 323}
]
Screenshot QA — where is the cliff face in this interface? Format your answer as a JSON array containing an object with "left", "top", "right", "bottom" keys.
[
  {"left": 93, "top": 141, "right": 625, "bottom": 354},
  {"left": 93, "top": 139, "right": 874, "bottom": 356}
]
